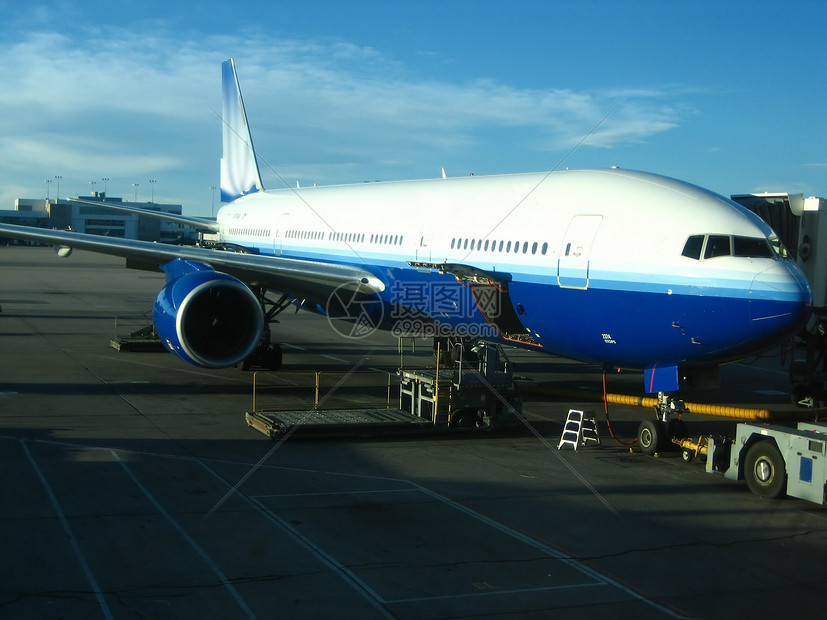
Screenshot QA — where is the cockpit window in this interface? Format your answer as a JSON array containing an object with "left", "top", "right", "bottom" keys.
[
  {"left": 769, "top": 235, "right": 790, "bottom": 259},
  {"left": 704, "top": 235, "right": 731, "bottom": 259},
  {"left": 733, "top": 236, "right": 773, "bottom": 258},
  {"left": 681, "top": 235, "right": 704, "bottom": 259},
  {"left": 682, "top": 234, "right": 777, "bottom": 261}
]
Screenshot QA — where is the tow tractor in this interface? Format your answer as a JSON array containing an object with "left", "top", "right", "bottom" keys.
[{"left": 673, "top": 421, "right": 827, "bottom": 504}]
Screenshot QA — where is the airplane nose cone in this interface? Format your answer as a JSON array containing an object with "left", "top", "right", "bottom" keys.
[{"left": 749, "top": 261, "right": 811, "bottom": 333}]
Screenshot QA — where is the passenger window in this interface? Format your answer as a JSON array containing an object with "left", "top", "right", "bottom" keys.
[
  {"left": 704, "top": 235, "right": 731, "bottom": 259},
  {"left": 733, "top": 236, "right": 773, "bottom": 258},
  {"left": 682, "top": 235, "right": 704, "bottom": 260},
  {"left": 541, "top": 242, "right": 548, "bottom": 255},
  {"left": 531, "top": 242, "right": 537, "bottom": 255}
]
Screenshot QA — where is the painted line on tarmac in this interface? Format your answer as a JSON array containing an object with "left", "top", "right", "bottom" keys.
[
  {"left": 321, "top": 354, "right": 348, "bottom": 362},
  {"left": 112, "top": 450, "right": 257, "bottom": 619},
  {"left": 196, "top": 461, "right": 396, "bottom": 619},
  {"left": 20, "top": 439, "right": 114, "bottom": 620}
]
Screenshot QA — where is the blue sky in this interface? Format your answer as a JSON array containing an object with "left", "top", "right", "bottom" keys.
[{"left": 0, "top": 0, "right": 824, "bottom": 216}]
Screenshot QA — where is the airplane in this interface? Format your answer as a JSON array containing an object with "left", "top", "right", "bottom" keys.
[{"left": 0, "top": 58, "right": 812, "bottom": 452}]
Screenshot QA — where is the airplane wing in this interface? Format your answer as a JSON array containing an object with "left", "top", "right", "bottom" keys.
[
  {"left": 68, "top": 198, "right": 221, "bottom": 232},
  {"left": 0, "top": 223, "right": 385, "bottom": 300}
]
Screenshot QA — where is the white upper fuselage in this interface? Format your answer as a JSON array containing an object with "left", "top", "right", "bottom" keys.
[{"left": 217, "top": 167, "right": 791, "bottom": 297}]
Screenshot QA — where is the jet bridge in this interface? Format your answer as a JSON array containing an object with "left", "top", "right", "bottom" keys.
[{"left": 731, "top": 192, "right": 827, "bottom": 406}]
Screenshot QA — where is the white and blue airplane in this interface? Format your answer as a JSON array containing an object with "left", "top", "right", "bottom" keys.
[{"left": 0, "top": 59, "right": 812, "bottom": 448}]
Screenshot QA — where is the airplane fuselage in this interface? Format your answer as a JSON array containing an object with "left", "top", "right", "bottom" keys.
[{"left": 216, "top": 167, "right": 811, "bottom": 376}]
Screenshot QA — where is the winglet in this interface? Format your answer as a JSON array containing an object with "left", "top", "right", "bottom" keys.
[{"left": 220, "top": 58, "right": 264, "bottom": 202}]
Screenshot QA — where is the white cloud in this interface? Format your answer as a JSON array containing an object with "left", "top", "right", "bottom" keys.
[
  {"left": 0, "top": 27, "right": 688, "bottom": 210},
  {"left": 1, "top": 135, "right": 181, "bottom": 177}
]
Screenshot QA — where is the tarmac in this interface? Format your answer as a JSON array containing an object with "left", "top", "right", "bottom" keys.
[{"left": 1, "top": 245, "right": 826, "bottom": 619}]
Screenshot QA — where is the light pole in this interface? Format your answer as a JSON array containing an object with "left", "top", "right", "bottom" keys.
[
  {"left": 45, "top": 179, "right": 51, "bottom": 200},
  {"left": 101, "top": 177, "right": 109, "bottom": 197},
  {"left": 54, "top": 175, "right": 62, "bottom": 201},
  {"left": 149, "top": 179, "right": 157, "bottom": 203},
  {"left": 88, "top": 180, "right": 96, "bottom": 196},
  {"left": 132, "top": 183, "right": 139, "bottom": 202},
  {"left": 210, "top": 186, "right": 216, "bottom": 217}
]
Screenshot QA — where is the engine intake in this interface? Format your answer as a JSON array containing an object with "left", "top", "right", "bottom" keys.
[{"left": 153, "top": 259, "right": 264, "bottom": 368}]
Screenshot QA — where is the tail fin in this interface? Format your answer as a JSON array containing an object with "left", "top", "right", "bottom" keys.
[{"left": 220, "top": 58, "right": 264, "bottom": 202}]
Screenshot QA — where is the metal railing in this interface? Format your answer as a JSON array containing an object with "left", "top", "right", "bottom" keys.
[{"left": 251, "top": 369, "right": 395, "bottom": 412}]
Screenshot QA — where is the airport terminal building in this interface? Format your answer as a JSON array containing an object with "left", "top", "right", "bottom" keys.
[{"left": 0, "top": 193, "right": 198, "bottom": 243}]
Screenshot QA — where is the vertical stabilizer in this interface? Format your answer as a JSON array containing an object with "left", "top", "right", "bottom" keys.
[{"left": 220, "top": 58, "right": 264, "bottom": 202}]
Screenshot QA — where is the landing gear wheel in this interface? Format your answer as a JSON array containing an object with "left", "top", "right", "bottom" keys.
[
  {"left": 264, "top": 343, "right": 282, "bottom": 370},
  {"left": 744, "top": 441, "right": 787, "bottom": 499},
  {"left": 451, "top": 409, "right": 480, "bottom": 429},
  {"left": 241, "top": 343, "right": 283, "bottom": 371},
  {"left": 637, "top": 419, "right": 662, "bottom": 456}
]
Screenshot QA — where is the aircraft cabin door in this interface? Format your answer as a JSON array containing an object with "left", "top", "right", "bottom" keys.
[
  {"left": 416, "top": 234, "right": 431, "bottom": 263},
  {"left": 273, "top": 212, "right": 289, "bottom": 256},
  {"left": 557, "top": 215, "right": 602, "bottom": 289}
]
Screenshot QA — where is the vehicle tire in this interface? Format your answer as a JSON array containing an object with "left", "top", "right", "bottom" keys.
[
  {"left": 681, "top": 448, "right": 694, "bottom": 463},
  {"left": 638, "top": 419, "right": 661, "bottom": 456},
  {"left": 744, "top": 441, "right": 787, "bottom": 499}
]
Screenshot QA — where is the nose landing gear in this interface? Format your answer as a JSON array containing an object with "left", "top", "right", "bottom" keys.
[{"left": 637, "top": 392, "right": 688, "bottom": 455}]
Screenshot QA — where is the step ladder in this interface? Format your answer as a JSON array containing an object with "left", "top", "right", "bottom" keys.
[{"left": 557, "top": 409, "right": 601, "bottom": 450}]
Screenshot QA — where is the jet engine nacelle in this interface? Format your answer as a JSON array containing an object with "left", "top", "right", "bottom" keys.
[{"left": 152, "top": 259, "right": 264, "bottom": 368}]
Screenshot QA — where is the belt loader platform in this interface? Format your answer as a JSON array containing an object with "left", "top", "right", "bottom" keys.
[
  {"left": 246, "top": 339, "right": 522, "bottom": 439},
  {"left": 246, "top": 407, "right": 432, "bottom": 439}
]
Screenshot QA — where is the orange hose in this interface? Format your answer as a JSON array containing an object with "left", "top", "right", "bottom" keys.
[{"left": 603, "top": 393, "right": 772, "bottom": 420}]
